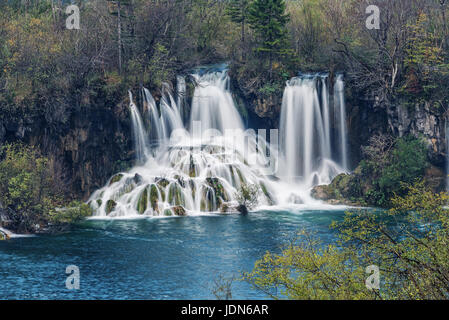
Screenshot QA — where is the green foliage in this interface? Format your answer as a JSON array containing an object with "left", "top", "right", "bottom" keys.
[
  {"left": 0, "top": 143, "right": 62, "bottom": 233},
  {"left": 402, "top": 13, "right": 449, "bottom": 102},
  {"left": 47, "top": 201, "right": 93, "bottom": 225},
  {"left": 248, "top": 0, "right": 291, "bottom": 75},
  {"left": 245, "top": 182, "right": 449, "bottom": 299},
  {"left": 226, "top": 0, "right": 249, "bottom": 24},
  {"left": 235, "top": 182, "right": 260, "bottom": 210},
  {"left": 0, "top": 143, "right": 89, "bottom": 233},
  {"left": 361, "top": 135, "right": 428, "bottom": 207}
]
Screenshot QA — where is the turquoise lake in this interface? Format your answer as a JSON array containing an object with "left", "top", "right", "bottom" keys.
[{"left": 0, "top": 208, "right": 348, "bottom": 299}]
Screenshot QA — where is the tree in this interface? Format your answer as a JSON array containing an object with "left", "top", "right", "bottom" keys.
[
  {"left": 0, "top": 143, "right": 91, "bottom": 233},
  {"left": 245, "top": 181, "right": 449, "bottom": 300},
  {"left": 247, "top": 0, "right": 290, "bottom": 79},
  {"left": 226, "top": 0, "right": 250, "bottom": 59},
  {"left": 106, "top": 0, "right": 133, "bottom": 74}
]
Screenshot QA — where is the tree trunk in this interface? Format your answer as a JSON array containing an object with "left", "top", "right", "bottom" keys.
[
  {"left": 440, "top": 1, "right": 448, "bottom": 49},
  {"left": 118, "top": 1, "right": 122, "bottom": 75},
  {"left": 241, "top": 19, "right": 245, "bottom": 60}
]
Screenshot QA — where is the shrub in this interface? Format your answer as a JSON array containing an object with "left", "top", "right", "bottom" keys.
[
  {"left": 245, "top": 181, "right": 449, "bottom": 300},
  {"left": 235, "top": 182, "right": 260, "bottom": 211},
  {"left": 0, "top": 143, "right": 89, "bottom": 233},
  {"left": 47, "top": 201, "right": 93, "bottom": 225},
  {"left": 360, "top": 134, "right": 428, "bottom": 207}
]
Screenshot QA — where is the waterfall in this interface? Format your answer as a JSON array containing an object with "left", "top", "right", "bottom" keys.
[
  {"left": 89, "top": 67, "right": 351, "bottom": 218},
  {"left": 279, "top": 73, "right": 348, "bottom": 187},
  {"left": 129, "top": 91, "right": 150, "bottom": 163},
  {"left": 190, "top": 70, "right": 244, "bottom": 134},
  {"left": 176, "top": 75, "right": 187, "bottom": 122},
  {"left": 89, "top": 67, "right": 280, "bottom": 217},
  {"left": 334, "top": 74, "right": 349, "bottom": 170}
]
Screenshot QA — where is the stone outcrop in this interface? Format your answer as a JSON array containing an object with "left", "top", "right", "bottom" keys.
[{"left": 386, "top": 101, "right": 446, "bottom": 166}]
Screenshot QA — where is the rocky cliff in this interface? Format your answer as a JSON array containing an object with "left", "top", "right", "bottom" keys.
[{"left": 0, "top": 94, "right": 135, "bottom": 201}]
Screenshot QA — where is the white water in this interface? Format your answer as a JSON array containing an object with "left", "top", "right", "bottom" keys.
[
  {"left": 279, "top": 74, "right": 348, "bottom": 187},
  {"left": 334, "top": 74, "right": 349, "bottom": 170},
  {"left": 89, "top": 69, "right": 350, "bottom": 217}
]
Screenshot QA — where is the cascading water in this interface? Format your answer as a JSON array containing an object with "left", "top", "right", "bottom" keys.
[
  {"left": 89, "top": 68, "right": 279, "bottom": 217},
  {"left": 129, "top": 91, "right": 150, "bottom": 163},
  {"left": 334, "top": 74, "right": 349, "bottom": 170},
  {"left": 89, "top": 68, "right": 350, "bottom": 217},
  {"left": 279, "top": 73, "right": 348, "bottom": 187},
  {"left": 190, "top": 70, "right": 244, "bottom": 133}
]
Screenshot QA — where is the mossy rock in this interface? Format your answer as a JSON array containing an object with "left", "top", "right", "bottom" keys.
[
  {"left": 168, "top": 183, "right": 183, "bottom": 206},
  {"left": 260, "top": 182, "right": 274, "bottom": 205},
  {"left": 105, "top": 200, "right": 117, "bottom": 214},
  {"left": 189, "top": 154, "right": 196, "bottom": 177},
  {"left": 156, "top": 178, "right": 170, "bottom": 189},
  {"left": 150, "top": 184, "right": 159, "bottom": 211},
  {"left": 331, "top": 173, "right": 361, "bottom": 199},
  {"left": 137, "top": 188, "right": 148, "bottom": 214},
  {"left": 206, "top": 177, "right": 228, "bottom": 201},
  {"left": 189, "top": 180, "right": 196, "bottom": 199},
  {"left": 311, "top": 185, "right": 336, "bottom": 201},
  {"left": 96, "top": 199, "right": 102, "bottom": 207},
  {"left": 133, "top": 173, "right": 143, "bottom": 184},
  {"left": 109, "top": 173, "right": 124, "bottom": 185},
  {"left": 171, "top": 206, "right": 186, "bottom": 216},
  {"left": 164, "top": 209, "right": 172, "bottom": 216}
]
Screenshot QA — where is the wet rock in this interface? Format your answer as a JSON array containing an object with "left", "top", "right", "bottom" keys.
[
  {"left": 109, "top": 173, "right": 124, "bottom": 185},
  {"left": 424, "top": 165, "right": 445, "bottom": 192},
  {"left": 219, "top": 203, "right": 240, "bottom": 214},
  {"left": 171, "top": 206, "right": 186, "bottom": 216},
  {"left": 189, "top": 154, "right": 196, "bottom": 177},
  {"left": 287, "top": 194, "right": 303, "bottom": 204},
  {"left": 137, "top": 188, "right": 148, "bottom": 214},
  {"left": 156, "top": 178, "right": 170, "bottom": 189},
  {"left": 105, "top": 200, "right": 117, "bottom": 214},
  {"left": 260, "top": 182, "right": 274, "bottom": 205},
  {"left": 133, "top": 173, "right": 143, "bottom": 184},
  {"left": 168, "top": 183, "right": 183, "bottom": 206},
  {"left": 311, "top": 185, "right": 335, "bottom": 201},
  {"left": 150, "top": 184, "right": 159, "bottom": 211},
  {"left": 237, "top": 204, "right": 248, "bottom": 215}
]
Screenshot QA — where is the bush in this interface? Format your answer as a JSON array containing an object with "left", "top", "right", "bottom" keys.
[
  {"left": 361, "top": 135, "right": 428, "bottom": 207},
  {"left": 0, "top": 143, "right": 89, "bottom": 233},
  {"left": 235, "top": 182, "right": 260, "bottom": 211},
  {"left": 245, "top": 181, "right": 449, "bottom": 300},
  {"left": 47, "top": 201, "right": 93, "bottom": 225}
]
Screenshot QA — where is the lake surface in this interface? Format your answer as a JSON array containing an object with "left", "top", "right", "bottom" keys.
[{"left": 0, "top": 208, "right": 348, "bottom": 299}]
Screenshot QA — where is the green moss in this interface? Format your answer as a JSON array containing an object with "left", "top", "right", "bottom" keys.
[
  {"left": 168, "top": 183, "right": 183, "bottom": 206},
  {"left": 137, "top": 187, "right": 148, "bottom": 214},
  {"left": 105, "top": 200, "right": 117, "bottom": 214},
  {"left": 109, "top": 173, "right": 124, "bottom": 185},
  {"left": 260, "top": 182, "right": 274, "bottom": 205},
  {"left": 156, "top": 178, "right": 170, "bottom": 189},
  {"left": 150, "top": 184, "right": 159, "bottom": 211}
]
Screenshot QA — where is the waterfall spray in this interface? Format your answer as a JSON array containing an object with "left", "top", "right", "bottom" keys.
[{"left": 90, "top": 68, "right": 350, "bottom": 217}]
